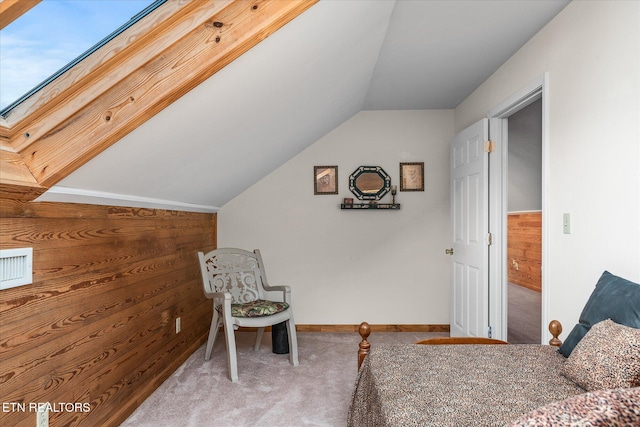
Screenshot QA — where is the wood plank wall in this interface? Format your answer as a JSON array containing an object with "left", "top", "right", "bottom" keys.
[
  {"left": 507, "top": 211, "right": 542, "bottom": 292},
  {"left": 0, "top": 195, "right": 215, "bottom": 426}
]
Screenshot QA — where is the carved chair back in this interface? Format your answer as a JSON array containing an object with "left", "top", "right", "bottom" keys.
[{"left": 200, "top": 248, "right": 266, "bottom": 304}]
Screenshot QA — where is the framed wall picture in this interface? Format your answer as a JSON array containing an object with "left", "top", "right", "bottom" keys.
[
  {"left": 314, "top": 166, "right": 338, "bottom": 195},
  {"left": 400, "top": 162, "right": 424, "bottom": 191}
]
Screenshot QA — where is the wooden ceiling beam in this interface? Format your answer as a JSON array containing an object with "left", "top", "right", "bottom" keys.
[
  {"left": 2, "top": 0, "right": 204, "bottom": 130},
  {"left": 5, "top": 0, "right": 317, "bottom": 190},
  {"left": 0, "top": 0, "right": 40, "bottom": 30},
  {"left": 0, "top": 127, "right": 41, "bottom": 190}
]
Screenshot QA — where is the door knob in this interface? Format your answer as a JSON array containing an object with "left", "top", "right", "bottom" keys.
[{"left": 445, "top": 248, "right": 454, "bottom": 255}]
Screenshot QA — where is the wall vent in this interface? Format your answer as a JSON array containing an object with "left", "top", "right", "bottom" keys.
[{"left": 0, "top": 248, "right": 33, "bottom": 290}]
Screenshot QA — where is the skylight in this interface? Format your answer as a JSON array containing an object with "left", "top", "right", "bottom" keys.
[{"left": 0, "top": 0, "right": 164, "bottom": 116}]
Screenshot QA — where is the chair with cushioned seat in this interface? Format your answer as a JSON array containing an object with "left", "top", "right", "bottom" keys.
[{"left": 197, "top": 248, "right": 299, "bottom": 382}]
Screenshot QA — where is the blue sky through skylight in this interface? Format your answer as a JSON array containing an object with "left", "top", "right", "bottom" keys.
[{"left": 0, "top": 0, "right": 156, "bottom": 112}]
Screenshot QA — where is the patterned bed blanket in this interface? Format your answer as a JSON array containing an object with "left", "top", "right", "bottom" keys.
[{"left": 347, "top": 344, "right": 585, "bottom": 427}]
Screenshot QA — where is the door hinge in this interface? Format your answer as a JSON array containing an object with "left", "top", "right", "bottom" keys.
[
  {"left": 486, "top": 232, "right": 493, "bottom": 245},
  {"left": 484, "top": 140, "right": 494, "bottom": 153},
  {"left": 487, "top": 325, "right": 493, "bottom": 338}
]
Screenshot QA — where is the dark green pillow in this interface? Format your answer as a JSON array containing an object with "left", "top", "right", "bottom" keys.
[{"left": 559, "top": 271, "right": 640, "bottom": 357}]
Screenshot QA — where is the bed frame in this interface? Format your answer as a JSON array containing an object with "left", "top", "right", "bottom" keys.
[{"left": 357, "top": 320, "right": 563, "bottom": 370}]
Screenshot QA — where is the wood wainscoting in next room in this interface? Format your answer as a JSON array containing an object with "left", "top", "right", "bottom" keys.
[{"left": 507, "top": 211, "right": 542, "bottom": 292}]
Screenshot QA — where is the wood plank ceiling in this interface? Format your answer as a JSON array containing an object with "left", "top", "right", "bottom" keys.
[{"left": 0, "top": 0, "right": 318, "bottom": 199}]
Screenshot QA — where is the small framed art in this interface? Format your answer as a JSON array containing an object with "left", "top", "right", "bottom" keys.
[
  {"left": 314, "top": 166, "right": 338, "bottom": 195},
  {"left": 400, "top": 162, "right": 424, "bottom": 191}
]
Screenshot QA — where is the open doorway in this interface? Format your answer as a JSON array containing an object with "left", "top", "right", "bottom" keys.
[
  {"left": 505, "top": 99, "right": 542, "bottom": 343},
  {"left": 486, "top": 75, "right": 548, "bottom": 343}
]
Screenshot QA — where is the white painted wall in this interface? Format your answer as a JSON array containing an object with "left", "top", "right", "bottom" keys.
[
  {"left": 508, "top": 99, "right": 542, "bottom": 212},
  {"left": 219, "top": 110, "right": 454, "bottom": 324},
  {"left": 455, "top": 1, "right": 640, "bottom": 335},
  {"left": 219, "top": 1, "right": 639, "bottom": 332}
]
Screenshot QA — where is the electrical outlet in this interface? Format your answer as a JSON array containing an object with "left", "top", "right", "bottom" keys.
[
  {"left": 36, "top": 408, "right": 48, "bottom": 427},
  {"left": 175, "top": 317, "right": 181, "bottom": 333}
]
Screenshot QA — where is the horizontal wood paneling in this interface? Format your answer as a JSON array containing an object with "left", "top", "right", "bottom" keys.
[
  {"left": 507, "top": 211, "right": 542, "bottom": 292},
  {"left": 0, "top": 193, "right": 215, "bottom": 427}
]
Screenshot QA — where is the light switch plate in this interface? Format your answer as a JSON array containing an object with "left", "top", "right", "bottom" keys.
[{"left": 563, "top": 213, "right": 571, "bottom": 234}]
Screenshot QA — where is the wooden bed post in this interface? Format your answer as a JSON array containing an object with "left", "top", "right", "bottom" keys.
[
  {"left": 357, "top": 322, "right": 371, "bottom": 371},
  {"left": 548, "top": 319, "right": 562, "bottom": 347}
]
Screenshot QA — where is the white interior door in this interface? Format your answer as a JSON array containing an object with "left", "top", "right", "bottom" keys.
[{"left": 450, "top": 119, "right": 489, "bottom": 337}]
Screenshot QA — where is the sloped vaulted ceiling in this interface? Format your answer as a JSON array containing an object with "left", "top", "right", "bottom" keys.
[
  {"left": 1, "top": 0, "right": 569, "bottom": 211},
  {"left": 42, "top": 0, "right": 396, "bottom": 211}
]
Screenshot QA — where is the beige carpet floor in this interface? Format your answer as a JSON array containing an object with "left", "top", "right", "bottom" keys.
[{"left": 121, "top": 330, "right": 447, "bottom": 427}]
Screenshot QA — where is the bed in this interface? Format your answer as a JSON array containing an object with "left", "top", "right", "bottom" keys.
[{"left": 348, "top": 271, "right": 640, "bottom": 427}]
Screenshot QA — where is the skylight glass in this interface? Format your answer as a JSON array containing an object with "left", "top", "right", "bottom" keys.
[{"left": 0, "top": 0, "right": 164, "bottom": 115}]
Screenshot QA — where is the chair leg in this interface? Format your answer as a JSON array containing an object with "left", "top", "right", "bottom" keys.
[
  {"left": 205, "top": 309, "right": 221, "bottom": 361},
  {"left": 286, "top": 317, "right": 299, "bottom": 367},
  {"left": 223, "top": 317, "right": 239, "bottom": 382},
  {"left": 254, "top": 327, "right": 265, "bottom": 351}
]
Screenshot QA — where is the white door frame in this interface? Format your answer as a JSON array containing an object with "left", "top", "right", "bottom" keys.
[{"left": 487, "top": 73, "right": 549, "bottom": 342}]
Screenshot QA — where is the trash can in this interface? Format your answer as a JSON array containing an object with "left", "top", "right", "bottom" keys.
[{"left": 272, "top": 321, "right": 289, "bottom": 354}]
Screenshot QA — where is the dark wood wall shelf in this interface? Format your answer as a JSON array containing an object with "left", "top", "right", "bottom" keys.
[{"left": 341, "top": 203, "right": 400, "bottom": 210}]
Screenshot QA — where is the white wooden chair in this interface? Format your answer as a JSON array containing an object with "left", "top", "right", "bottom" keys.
[{"left": 197, "top": 248, "right": 299, "bottom": 382}]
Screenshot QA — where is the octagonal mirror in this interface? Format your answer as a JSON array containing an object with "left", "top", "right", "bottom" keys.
[{"left": 349, "top": 166, "right": 391, "bottom": 201}]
